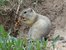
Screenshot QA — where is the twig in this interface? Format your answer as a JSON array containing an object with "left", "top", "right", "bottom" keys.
[{"left": 16, "top": 0, "right": 23, "bottom": 14}]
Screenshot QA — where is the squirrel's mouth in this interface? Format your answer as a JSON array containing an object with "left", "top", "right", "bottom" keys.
[
  {"left": 22, "top": 16, "right": 27, "bottom": 21},
  {"left": 20, "top": 16, "right": 29, "bottom": 21}
]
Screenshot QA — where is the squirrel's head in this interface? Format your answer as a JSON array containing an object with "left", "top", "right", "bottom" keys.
[
  {"left": 19, "top": 8, "right": 37, "bottom": 25},
  {"left": 20, "top": 8, "right": 36, "bottom": 20}
]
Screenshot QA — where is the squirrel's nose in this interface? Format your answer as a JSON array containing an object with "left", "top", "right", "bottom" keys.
[{"left": 22, "top": 17, "right": 27, "bottom": 21}]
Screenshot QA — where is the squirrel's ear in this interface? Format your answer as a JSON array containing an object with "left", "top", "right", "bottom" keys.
[{"left": 30, "top": 8, "right": 33, "bottom": 12}]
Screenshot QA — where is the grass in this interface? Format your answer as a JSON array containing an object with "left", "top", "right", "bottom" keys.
[
  {"left": 0, "top": 0, "right": 9, "bottom": 6},
  {"left": 0, "top": 24, "right": 59, "bottom": 50}
]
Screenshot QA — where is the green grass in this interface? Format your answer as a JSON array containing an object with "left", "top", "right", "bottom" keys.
[
  {"left": 0, "top": 25, "right": 59, "bottom": 50},
  {"left": 0, "top": 0, "right": 9, "bottom": 6}
]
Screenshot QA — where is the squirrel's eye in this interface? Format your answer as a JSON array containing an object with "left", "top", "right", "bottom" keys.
[{"left": 24, "top": 11, "right": 27, "bottom": 14}]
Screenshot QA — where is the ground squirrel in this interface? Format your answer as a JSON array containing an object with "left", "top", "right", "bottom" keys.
[{"left": 20, "top": 8, "right": 52, "bottom": 40}]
